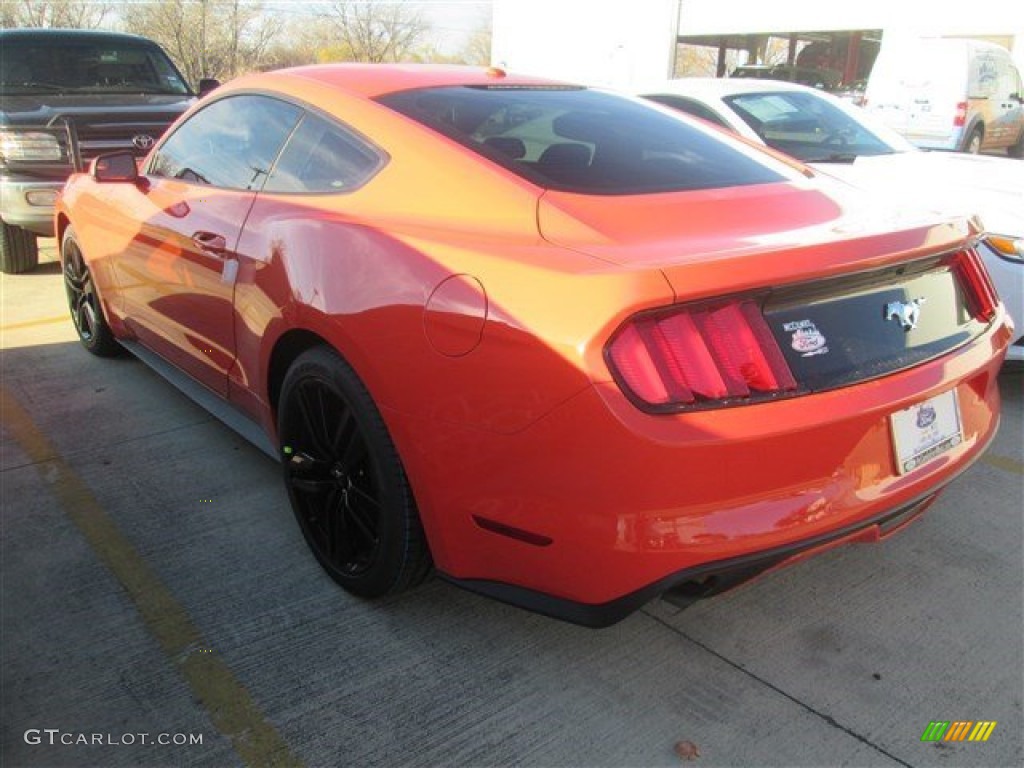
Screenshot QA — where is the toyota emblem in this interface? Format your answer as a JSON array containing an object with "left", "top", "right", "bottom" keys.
[{"left": 132, "top": 134, "right": 155, "bottom": 150}]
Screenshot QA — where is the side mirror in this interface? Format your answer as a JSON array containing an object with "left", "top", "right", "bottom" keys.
[
  {"left": 198, "top": 78, "right": 221, "bottom": 98},
  {"left": 92, "top": 151, "right": 143, "bottom": 184}
]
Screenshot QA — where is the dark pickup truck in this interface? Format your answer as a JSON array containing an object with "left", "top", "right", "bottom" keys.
[{"left": 0, "top": 28, "right": 197, "bottom": 273}]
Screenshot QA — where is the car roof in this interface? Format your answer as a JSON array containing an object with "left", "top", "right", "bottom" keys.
[
  {"left": 636, "top": 77, "right": 817, "bottom": 99},
  {"left": 259, "top": 63, "right": 568, "bottom": 100},
  {"left": 0, "top": 28, "right": 162, "bottom": 46}
]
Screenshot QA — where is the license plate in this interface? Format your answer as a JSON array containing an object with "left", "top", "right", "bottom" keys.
[{"left": 890, "top": 389, "right": 963, "bottom": 475}]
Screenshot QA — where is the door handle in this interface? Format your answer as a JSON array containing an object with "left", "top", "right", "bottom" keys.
[{"left": 191, "top": 231, "right": 228, "bottom": 255}]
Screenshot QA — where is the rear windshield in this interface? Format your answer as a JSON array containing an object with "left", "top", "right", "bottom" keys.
[
  {"left": 378, "top": 86, "right": 788, "bottom": 195},
  {"left": 0, "top": 38, "right": 190, "bottom": 96}
]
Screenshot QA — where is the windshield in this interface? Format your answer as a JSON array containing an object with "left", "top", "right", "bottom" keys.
[
  {"left": 379, "top": 86, "right": 793, "bottom": 195},
  {"left": 724, "top": 90, "right": 913, "bottom": 163},
  {"left": 0, "top": 38, "right": 191, "bottom": 95}
]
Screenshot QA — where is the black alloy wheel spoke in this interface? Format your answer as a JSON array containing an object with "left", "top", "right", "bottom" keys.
[
  {"left": 64, "top": 246, "right": 98, "bottom": 340},
  {"left": 329, "top": 489, "right": 360, "bottom": 563},
  {"left": 295, "top": 381, "right": 334, "bottom": 459},
  {"left": 343, "top": 493, "right": 379, "bottom": 546},
  {"left": 329, "top": 409, "right": 355, "bottom": 455},
  {"left": 284, "top": 375, "right": 384, "bottom": 577},
  {"left": 338, "top": 425, "right": 367, "bottom": 472},
  {"left": 76, "top": 298, "right": 95, "bottom": 338},
  {"left": 346, "top": 482, "right": 380, "bottom": 512},
  {"left": 323, "top": 487, "right": 343, "bottom": 559},
  {"left": 64, "top": 262, "right": 84, "bottom": 290}
]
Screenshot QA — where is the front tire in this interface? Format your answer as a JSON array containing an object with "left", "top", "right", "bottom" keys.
[
  {"left": 278, "top": 346, "right": 431, "bottom": 598},
  {"left": 0, "top": 221, "right": 39, "bottom": 274},
  {"left": 62, "top": 226, "right": 121, "bottom": 357}
]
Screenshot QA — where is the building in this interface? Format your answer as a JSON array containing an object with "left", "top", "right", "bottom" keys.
[{"left": 492, "top": 0, "right": 1024, "bottom": 88}]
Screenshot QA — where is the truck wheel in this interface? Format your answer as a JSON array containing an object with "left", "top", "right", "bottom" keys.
[
  {"left": 963, "top": 126, "right": 983, "bottom": 154},
  {"left": 0, "top": 221, "right": 39, "bottom": 274}
]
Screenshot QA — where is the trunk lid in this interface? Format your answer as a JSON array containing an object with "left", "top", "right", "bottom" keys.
[{"left": 538, "top": 179, "right": 993, "bottom": 395}]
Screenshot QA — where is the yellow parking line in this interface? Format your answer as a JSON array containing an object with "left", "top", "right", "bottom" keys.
[
  {"left": 0, "top": 315, "right": 69, "bottom": 332},
  {"left": 981, "top": 453, "right": 1023, "bottom": 475},
  {"left": 1, "top": 387, "right": 303, "bottom": 768}
]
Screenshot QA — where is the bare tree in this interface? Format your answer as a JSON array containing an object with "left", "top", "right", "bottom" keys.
[
  {"left": 1, "top": 0, "right": 113, "bottom": 29},
  {"left": 123, "top": 0, "right": 278, "bottom": 86},
  {"left": 320, "top": 0, "right": 430, "bottom": 63},
  {"left": 459, "top": 20, "right": 492, "bottom": 66}
]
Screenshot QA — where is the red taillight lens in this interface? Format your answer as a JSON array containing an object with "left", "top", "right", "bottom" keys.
[
  {"left": 607, "top": 299, "right": 798, "bottom": 411},
  {"left": 954, "top": 101, "right": 968, "bottom": 128},
  {"left": 954, "top": 248, "right": 998, "bottom": 322}
]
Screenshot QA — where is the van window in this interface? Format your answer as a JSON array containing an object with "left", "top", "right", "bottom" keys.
[{"left": 969, "top": 49, "right": 1001, "bottom": 98}]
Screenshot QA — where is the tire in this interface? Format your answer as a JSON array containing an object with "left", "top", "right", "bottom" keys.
[
  {"left": 278, "top": 346, "right": 431, "bottom": 598},
  {"left": 61, "top": 226, "right": 121, "bottom": 357},
  {"left": 963, "top": 126, "right": 983, "bottom": 154},
  {"left": 0, "top": 221, "right": 39, "bottom": 274}
]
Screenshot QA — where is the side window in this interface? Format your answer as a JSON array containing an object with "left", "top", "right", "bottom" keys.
[
  {"left": 149, "top": 95, "right": 302, "bottom": 190},
  {"left": 264, "top": 112, "right": 382, "bottom": 194}
]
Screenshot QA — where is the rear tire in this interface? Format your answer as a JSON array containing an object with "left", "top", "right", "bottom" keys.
[
  {"left": 278, "top": 346, "right": 431, "bottom": 598},
  {"left": 963, "top": 126, "right": 983, "bottom": 154},
  {"left": 0, "top": 221, "right": 39, "bottom": 274},
  {"left": 61, "top": 226, "right": 121, "bottom": 357}
]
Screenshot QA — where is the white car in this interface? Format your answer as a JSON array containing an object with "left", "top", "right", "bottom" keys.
[{"left": 637, "top": 78, "right": 1023, "bottom": 362}]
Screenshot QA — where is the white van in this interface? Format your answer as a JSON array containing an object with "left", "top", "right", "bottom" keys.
[{"left": 865, "top": 37, "right": 1024, "bottom": 156}]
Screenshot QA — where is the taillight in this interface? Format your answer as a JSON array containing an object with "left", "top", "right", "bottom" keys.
[
  {"left": 606, "top": 298, "right": 798, "bottom": 412},
  {"left": 954, "top": 248, "right": 998, "bottom": 322},
  {"left": 954, "top": 101, "right": 968, "bottom": 128}
]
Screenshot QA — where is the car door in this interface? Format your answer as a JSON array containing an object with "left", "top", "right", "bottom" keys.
[
  {"left": 119, "top": 94, "right": 302, "bottom": 395},
  {"left": 991, "top": 60, "right": 1024, "bottom": 149}
]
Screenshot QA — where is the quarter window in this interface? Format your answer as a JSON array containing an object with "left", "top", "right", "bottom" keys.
[
  {"left": 149, "top": 95, "right": 302, "bottom": 190},
  {"left": 264, "top": 112, "right": 382, "bottom": 194}
]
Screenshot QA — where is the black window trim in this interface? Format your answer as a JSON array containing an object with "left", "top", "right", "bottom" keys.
[{"left": 144, "top": 88, "right": 389, "bottom": 196}]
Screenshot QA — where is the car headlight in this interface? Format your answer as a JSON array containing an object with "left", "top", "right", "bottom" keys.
[
  {"left": 0, "top": 130, "right": 63, "bottom": 162},
  {"left": 987, "top": 234, "right": 1024, "bottom": 264}
]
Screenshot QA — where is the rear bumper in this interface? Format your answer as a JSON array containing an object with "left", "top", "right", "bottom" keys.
[
  {"left": 391, "top": 309, "right": 1011, "bottom": 623},
  {"left": 0, "top": 177, "right": 63, "bottom": 236},
  {"left": 441, "top": 489, "right": 948, "bottom": 627}
]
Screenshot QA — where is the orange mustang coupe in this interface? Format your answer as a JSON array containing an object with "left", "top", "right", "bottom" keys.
[{"left": 57, "top": 65, "right": 1011, "bottom": 626}]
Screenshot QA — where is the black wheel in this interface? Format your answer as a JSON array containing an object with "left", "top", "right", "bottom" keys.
[
  {"left": 61, "top": 226, "right": 121, "bottom": 357},
  {"left": 278, "top": 346, "right": 431, "bottom": 597},
  {"left": 0, "top": 221, "right": 39, "bottom": 274},
  {"left": 963, "top": 126, "right": 983, "bottom": 154}
]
